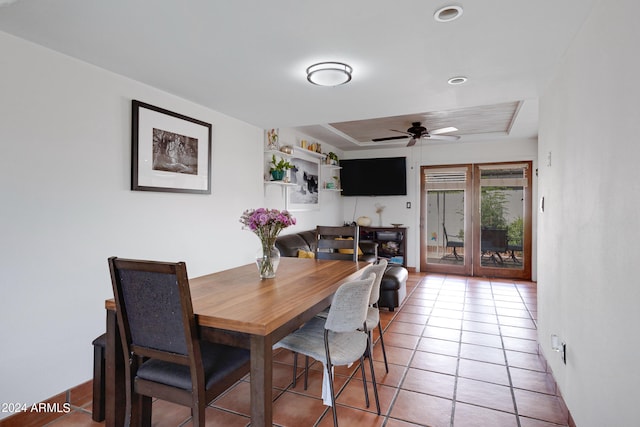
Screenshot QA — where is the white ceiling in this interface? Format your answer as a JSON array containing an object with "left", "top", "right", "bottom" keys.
[{"left": 0, "top": 0, "right": 597, "bottom": 150}]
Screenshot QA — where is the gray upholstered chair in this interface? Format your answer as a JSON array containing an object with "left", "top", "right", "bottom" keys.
[
  {"left": 299, "top": 260, "right": 390, "bottom": 389},
  {"left": 313, "top": 260, "right": 390, "bottom": 376},
  {"left": 108, "top": 257, "right": 251, "bottom": 427},
  {"left": 362, "top": 259, "right": 389, "bottom": 373},
  {"left": 275, "top": 275, "right": 380, "bottom": 426}
]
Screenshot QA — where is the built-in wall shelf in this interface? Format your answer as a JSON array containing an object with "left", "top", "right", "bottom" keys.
[
  {"left": 265, "top": 148, "right": 326, "bottom": 160},
  {"left": 263, "top": 181, "right": 296, "bottom": 187},
  {"left": 321, "top": 163, "right": 342, "bottom": 191},
  {"left": 263, "top": 180, "right": 296, "bottom": 199}
]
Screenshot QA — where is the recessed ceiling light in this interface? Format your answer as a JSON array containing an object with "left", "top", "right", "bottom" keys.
[
  {"left": 306, "top": 62, "right": 353, "bottom": 86},
  {"left": 434, "top": 5, "right": 463, "bottom": 22},
  {"left": 447, "top": 76, "right": 468, "bottom": 85}
]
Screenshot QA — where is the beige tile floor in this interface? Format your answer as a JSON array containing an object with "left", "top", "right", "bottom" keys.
[{"left": 4, "top": 272, "right": 569, "bottom": 427}]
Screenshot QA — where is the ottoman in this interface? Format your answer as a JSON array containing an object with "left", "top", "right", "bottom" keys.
[{"left": 378, "top": 266, "right": 408, "bottom": 311}]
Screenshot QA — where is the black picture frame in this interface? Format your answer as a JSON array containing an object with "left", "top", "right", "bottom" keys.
[{"left": 131, "top": 100, "right": 212, "bottom": 194}]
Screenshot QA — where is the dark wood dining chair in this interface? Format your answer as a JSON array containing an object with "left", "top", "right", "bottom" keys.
[
  {"left": 108, "top": 257, "right": 251, "bottom": 427},
  {"left": 315, "top": 225, "right": 360, "bottom": 261}
]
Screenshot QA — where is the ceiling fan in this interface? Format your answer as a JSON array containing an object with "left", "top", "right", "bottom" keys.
[{"left": 372, "top": 122, "right": 460, "bottom": 146}]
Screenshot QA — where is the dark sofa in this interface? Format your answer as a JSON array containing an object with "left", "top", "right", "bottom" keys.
[{"left": 275, "top": 228, "right": 407, "bottom": 311}]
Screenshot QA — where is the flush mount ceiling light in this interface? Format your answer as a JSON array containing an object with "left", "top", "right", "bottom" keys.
[
  {"left": 434, "top": 5, "right": 464, "bottom": 22},
  {"left": 306, "top": 62, "right": 353, "bottom": 86},
  {"left": 448, "top": 76, "right": 468, "bottom": 85}
]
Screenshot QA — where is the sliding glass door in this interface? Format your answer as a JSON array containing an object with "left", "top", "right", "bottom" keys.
[
  {"left": 421, "top": 162, "right": 532, "bottom": 279},
  {"left": 420, "top": 165, "right": 472, "bottom": 276},
  {"left": 473, "top": 163, "right": 532, "bottom": 279}
]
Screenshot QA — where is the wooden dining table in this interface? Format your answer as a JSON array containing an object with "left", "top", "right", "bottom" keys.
[{"left": 104, "top": 257, "right": 369, "bottom": 427}]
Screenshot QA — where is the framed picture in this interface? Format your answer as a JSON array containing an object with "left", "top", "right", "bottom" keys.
[
  {"left": 131, "top": 100, "right": 212, "bottom": 194},
  {"left": 287, "top": 154, "right": 320, "bottom": 211}
]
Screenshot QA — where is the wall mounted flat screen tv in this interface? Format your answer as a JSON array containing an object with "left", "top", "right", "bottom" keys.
[{"left": 340, "top": 157, "right": 407, "bottom": 196}]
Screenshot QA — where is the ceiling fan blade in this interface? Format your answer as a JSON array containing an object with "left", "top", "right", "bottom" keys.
[
  {"left": 429, "top": 126, "right": 458, "bottom": 135},
  {"left": 424, "top": 134, "right": 460, "bottom": 141},
  {"left": 372, "top": 135, "right": 409, "bottom": 142},
  {"left": 406, "top": 137, "right": 417, "bottom": 147},
  {"left": 390, "top": 129, "right": 412, "bottom": 135}
]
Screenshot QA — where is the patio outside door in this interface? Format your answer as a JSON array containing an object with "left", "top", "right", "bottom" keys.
[
  {"left": 420, "top": 162, "right": 532, "bottom": 280},
  {"left": 473, "top": 163, "right": 532, "bottom": 279},
  {"left": 421, "top": 165, "right": 473, "bottom": 276}
]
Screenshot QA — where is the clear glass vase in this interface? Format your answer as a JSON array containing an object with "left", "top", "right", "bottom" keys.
[{"left": 256, "top": 241, "right": 280, "bottom": 279}]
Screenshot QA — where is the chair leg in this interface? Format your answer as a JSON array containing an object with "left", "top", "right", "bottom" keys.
[
  {"left": 324, "top": 330, "right": 339, "bottom": 427},
  {"left": 378, "top": 322, "right": 389, "bottom": 373},
  {"left": 326, "top": 362, "right": 338, "bottom": 427},
  {"left": 91, "top": 339, "right": 106, "bottom": 422},
  {"left": 304, "top": 356, "right": 309, "bottom": 390},
  {"left": 358, "top": 356, "right": 370, "bottom": 408},
  {"left": 292, "top": 352, "right": 298, "bottom": 388},
  {"left": 129, "top": 392, "right": 151, "bottom": 427},
  {"left": 192, "top": 401, "right": 206, "bottom": 427},
  {"left": 366, "top": 334, "right": 381, "bottom": 415}
]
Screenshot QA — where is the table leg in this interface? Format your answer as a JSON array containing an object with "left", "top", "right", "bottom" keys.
[
  {"left": 250, "top": 335, "right": 272, "bottom": 426},
  {"left": 105, "top": 309, "right": 126, "bottom": 427}
]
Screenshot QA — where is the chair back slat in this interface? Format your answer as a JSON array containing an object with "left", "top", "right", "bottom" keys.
[
  {"left": 324, "top": 276, "right": 374, "bottom": 333},
  {"left": 315, "top": 225, "right": 360, "bottom": 262}
]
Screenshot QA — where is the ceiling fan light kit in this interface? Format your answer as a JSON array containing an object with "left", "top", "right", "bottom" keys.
[{"left": 306, "top": 62, "right": 353, "bottom": 86}]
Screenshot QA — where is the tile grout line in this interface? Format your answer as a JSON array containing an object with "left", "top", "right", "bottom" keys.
[
  {"left": 381, "top": 274, "right": 440, "bottom": 427},
  {"left": 492, "top": 279, "right": 523, "bottom": 427},
  {"left": 449, "top": 274, "right": 468, "bottom": 427}
]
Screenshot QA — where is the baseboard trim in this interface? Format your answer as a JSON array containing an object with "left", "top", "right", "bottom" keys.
[
  {"left": 0, "top": 380, "right": 92, "bottom": 427},
  {"left": 538, "top": 342, "right": 576, "bottom": 426}
]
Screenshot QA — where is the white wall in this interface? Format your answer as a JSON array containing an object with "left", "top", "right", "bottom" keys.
[
  {"left": 0, "top": 32, "right": 341, "bottom": 416},
  {"left": 341, "top": 139, "right": 538, "bottom": 274},
  {"left": 537, "top": 0, "right": 640, "bottom": 425}
]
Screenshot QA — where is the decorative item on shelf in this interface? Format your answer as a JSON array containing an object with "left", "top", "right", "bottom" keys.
[
  {"left": 375, "top": 203, "right": 386, "bottom": 226},
  {"left": 326, "top": 152, "right": 339, "bottom": 165},
  {"left": 266, "top": 128, "right": 279, "bottom": 150},
  {"left": 391, "top": 223, "right": 403, "bottom": 228},
  {"left": 280, "top": 145, "right": 293, "bottom": 155},
  {"left": 240, "top": 208, "right": 296, "bottom": 279},
  {"left": 269, "top": 154, "right": 293, "bottom": 181},
  {"left": 300, "top": 139, "right": 308, "bottom": 149},
  {"left": 356, "top": 216, "right": 372, "bottom": 227}
]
